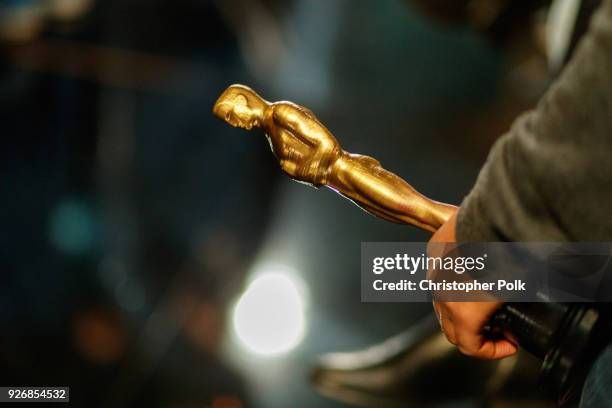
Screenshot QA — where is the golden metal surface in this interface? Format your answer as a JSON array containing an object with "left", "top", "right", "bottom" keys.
[{"left": 213, "top": 84, "right": 456, "bottom": 232}]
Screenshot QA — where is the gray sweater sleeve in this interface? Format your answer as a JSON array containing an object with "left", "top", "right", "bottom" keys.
[{"left": 457, "top": 0, "right": 612, "bottom": 242}]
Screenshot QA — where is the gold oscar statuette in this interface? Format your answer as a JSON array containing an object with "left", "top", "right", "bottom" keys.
[{"left": 213, "top": 84, "right": 456, "bottom": 233}]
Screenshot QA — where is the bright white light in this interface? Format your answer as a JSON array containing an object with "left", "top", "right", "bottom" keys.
[{"left": 233, "top": 273, "right": 305, "bottom": 356}]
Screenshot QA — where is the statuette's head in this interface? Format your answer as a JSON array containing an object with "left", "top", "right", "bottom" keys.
[{"left": 213, "top": 84, "right": 267, "bottom": 130}]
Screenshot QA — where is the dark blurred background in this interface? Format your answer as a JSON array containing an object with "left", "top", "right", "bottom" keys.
[{"left": 0, "top": 0, "right": 553, "bottom": 406}]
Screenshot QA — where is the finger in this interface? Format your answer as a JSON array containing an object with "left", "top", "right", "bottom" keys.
[
  {"left": 458, "top": 335, "right": 518, "bottom": 360},
  {"left": 486, "top": 339, "right": 518, "bottom": 360},
  {"left": 455, "top": 322, "right": 490, "bottom": 358}
]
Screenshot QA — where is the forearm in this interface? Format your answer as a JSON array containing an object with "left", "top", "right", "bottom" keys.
[{"left": 327, "top": 151, "right": 456, "bottom": 232}]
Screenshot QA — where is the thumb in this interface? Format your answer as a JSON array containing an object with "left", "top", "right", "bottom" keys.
[{"left": 483, "top": 339, "right": 518, "bottom": 360}]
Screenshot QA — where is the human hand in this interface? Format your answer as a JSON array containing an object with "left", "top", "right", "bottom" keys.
[{"left": 428, "top": 209, "right": 518, "bottom": 360}]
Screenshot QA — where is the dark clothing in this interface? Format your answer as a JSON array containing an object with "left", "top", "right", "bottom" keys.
[
  {"left": 581, "top": 342, "right": 612, "bottom": 407},
  {"left": 457, "top": 0, "right": 612, "bottom": 242}
]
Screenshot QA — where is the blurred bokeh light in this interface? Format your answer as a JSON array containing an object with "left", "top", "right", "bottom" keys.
[{"left": 233, "top": 272, "right": 306, "bottom": 356}]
